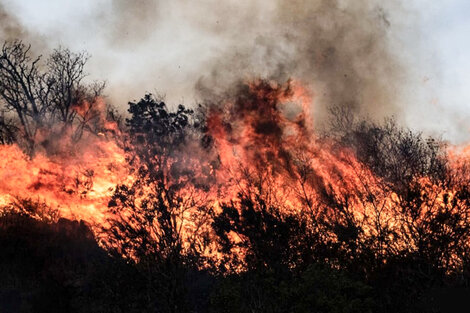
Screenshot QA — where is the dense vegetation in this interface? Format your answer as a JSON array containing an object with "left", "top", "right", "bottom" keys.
[{"left": 1, "top": 41, "right": 470, "bottom": 313}]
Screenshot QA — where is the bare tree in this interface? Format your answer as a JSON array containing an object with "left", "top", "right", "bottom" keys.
[
  {"left": 46, "top": 47, "right": 105, "bottom": 139},
  {"left": 0, "top": 41, "right": 105, "bottom": 154},
  {"left": 0, "top": 41, "right": 48, "bottom": 152},
  {"left": 0, "top": 110, "right": 16, "bottom": 144}
]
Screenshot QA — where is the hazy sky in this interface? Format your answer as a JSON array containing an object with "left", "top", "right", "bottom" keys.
[
  {"left": 1, "top": 0, "right": 470, "bottom": 142},
  {"left": 403, "top": 0, "right": 470, "bottom": 142}
]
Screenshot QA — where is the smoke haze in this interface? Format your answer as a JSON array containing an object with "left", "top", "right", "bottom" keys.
[{"left": 0, "top": 0, "right": 457, "bottom": 138}]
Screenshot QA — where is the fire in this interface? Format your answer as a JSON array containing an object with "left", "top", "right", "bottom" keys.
[
  {"left": 1, "top": 78, "right": 470, "bottom": 270},
  {"left": 203, "top": 79, "right": 470, "bottom": 269},
  {"left": 207, "top": 79, "right": 377, "bottom": 209},
  {"left": 0, "top": 132, "right": 130, "bottom": 225}
]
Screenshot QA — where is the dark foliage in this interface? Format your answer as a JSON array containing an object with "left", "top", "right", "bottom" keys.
[
  {"left": 213, "top": 194, "right": 317, "bottom": 272},
  {"left": 0, "top": 213, "right": 147, "bottom": 313},
  {"left": 210, "top": 264, "right": 375, "bottom": 313}
]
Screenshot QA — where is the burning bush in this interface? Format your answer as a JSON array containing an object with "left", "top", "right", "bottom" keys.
[{"left": 1, "top": 42, "right": 470, "bottom": 312}]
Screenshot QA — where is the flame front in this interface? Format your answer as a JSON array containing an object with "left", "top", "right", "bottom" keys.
[
  {"left": 1, "top": 79, "right": 469, "bottom": 271},
  {"left": 0, "top": 137, "right": 130, "bottom": 225}
]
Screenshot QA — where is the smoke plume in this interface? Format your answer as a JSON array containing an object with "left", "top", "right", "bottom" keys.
[
  {"left": 0, "top": 0, "right": 409, "bottom": 128},
  {"left": 196, "top": 0, "right": 405, "bottom": 127}
]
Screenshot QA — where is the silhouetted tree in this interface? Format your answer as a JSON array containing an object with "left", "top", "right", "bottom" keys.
[
  {"left": 105, "top": 94, "right": 216, "bottom": 312},
  {"left": 0, "top": 111, "right": 16, "bottom": 144},
  {"left": 329, "top": 106, "right": 447, "bottom": 191},
  {"left": 323, "top": 110, "right": 470, "bottom": 311},
  {"left": 213, "top": 193, "right": 318, "bottom": 272},
  {"left": 0, "top": 41, "right": 105, "bottom": 154}
]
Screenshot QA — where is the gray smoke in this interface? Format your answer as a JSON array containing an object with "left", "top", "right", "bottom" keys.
[
  {"left": 0, "top": 2, "right": 26, "bottom": 41},
  {"left": 104, "top": 0, "right": 161, "bottom": 47},
  {"left": 0, "top": 2, "right": 49, "bottom": 57},
  {"left": 195, "top": 0, "right": 406, "bottom": 126},
  {"left": 0, "top": 0, "right": 411, "bottom": 128}
]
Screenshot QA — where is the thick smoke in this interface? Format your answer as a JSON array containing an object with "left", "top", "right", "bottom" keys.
[
  {"left": 104, "top": 0, "right": 161, "bottom": 47},
  {"left": 196, "top": 0, "right": 405, "bottom": 127},
  {"left": 0, "top": 0, "right": 408, "bottom": 129},
  {"left": 277, "top": 0, "right": 403, "bottom": 122},
  {"left": 0, "top": 2, "right": 26, "bottom": 41},
  {"left": 0, "top": 2, "right": 48, "bottom": 55}
]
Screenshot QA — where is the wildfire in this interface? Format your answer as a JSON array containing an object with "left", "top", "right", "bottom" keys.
[
  {"left": 0, "top": 130, "right": 130, "bottom": 225},
  {"left": 0, "top": 78, "right": 469, "bottom": 270}
]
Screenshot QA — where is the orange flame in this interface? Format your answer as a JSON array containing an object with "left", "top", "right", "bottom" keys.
[
  {"left": 0, "top": 80, "right": 469, "bottom": 270},
  {"left": 0, "top": 134, "right": 130, "bottom": 225}
]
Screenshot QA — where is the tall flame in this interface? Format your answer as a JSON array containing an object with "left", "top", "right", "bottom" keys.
[{"left": 0, "top": 80, "right": 469, "bottom": 269}]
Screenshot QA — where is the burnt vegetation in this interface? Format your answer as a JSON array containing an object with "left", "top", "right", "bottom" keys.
[{"left": 1, "top": 42, "right": 470, "bottom": 313}]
